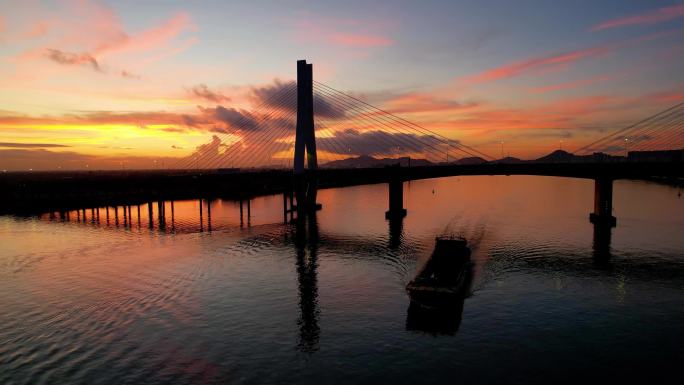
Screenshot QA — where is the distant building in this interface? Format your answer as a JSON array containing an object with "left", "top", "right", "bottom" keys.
[{"left": 628, "top": 149, "right": 684, "bottom": 162}]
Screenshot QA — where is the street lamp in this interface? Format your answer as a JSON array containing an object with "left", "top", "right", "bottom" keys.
[{"left": 624, "top": 138, "right": 629, "bottom": 157}]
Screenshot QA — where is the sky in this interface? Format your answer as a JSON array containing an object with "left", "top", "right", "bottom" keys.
[{"left": 1, "top": 0, "right": 683, "bottom": 170}]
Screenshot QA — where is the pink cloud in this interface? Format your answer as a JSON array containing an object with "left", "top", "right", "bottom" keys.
[
  {"left": 647, "top": 88, "right": 684, "bottom": 103},
  {"left": 382, "top": 92, "right": 479, "bottom": 114},
  {"left": 23, "top": 20, "right": 53, "bottom": 39},
  {"left": 96, "top": 11, "right": 195, "bottom": 56},
  {"left": 461, "top": 46, "right": 610, "bottom": 85},
  {"left": 7, "top": 1, "right": 196, "bottom": 80},
  {"left": 591, "top": 4, "right": 684, "bottom": 31},
  {"left": 329, "top": 33, "right": 393, "bottom": 47},
  {"left": 528, "top": 74, "right": 618, "bottom": 94},
  {"left": 460, "top": 30, "right": 678, "bottom": 86},
  {"left": 290, "top": 16, "right": 393, "bottom": 49}
]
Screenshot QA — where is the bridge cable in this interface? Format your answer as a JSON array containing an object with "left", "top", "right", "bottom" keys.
[
  {"left": 314, "top": 80, "right": 495, "bottom": 161},
  {"left": 312, "top": 85, "right": 464, "bottom": 161},
  {"left": 572, "top": 101, "right": 684, "bottom": 155}
]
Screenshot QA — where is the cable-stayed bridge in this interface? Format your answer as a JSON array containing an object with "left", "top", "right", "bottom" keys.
[{"left": 2, "top": 60, "right": 683, "bottom": 228}]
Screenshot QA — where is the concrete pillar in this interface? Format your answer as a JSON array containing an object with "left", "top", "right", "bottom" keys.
[
  {"left": 385, "top": 177, "right": 407, "bottom": 219},
  {"left": 589, "top": 177, "right": 616, "bottom": 227},
  {"left": 288, "top": 190, "right": 295, "bottom": 222},
  {"left": 199, "top": 199, "right": 203, "bottom": 231},
  {"left": 283, "top": 192, "right": 288, "bottom": 223},
  {"left": 207, "top": 199, "right": 212, "bottom": 232},
  {"left": 158, "top": 201, "right": 165, "bottom": 229},
  {"left": 148, "top": 202, "right": 153, "bottom": 229}
]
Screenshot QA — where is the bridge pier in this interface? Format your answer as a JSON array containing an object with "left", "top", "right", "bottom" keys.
[
  {"left": 283, "top": 189, "right": 298, "bottom": 223},
  {"left": 170, "top": 202, "right": 174, "bottom": 230},
  {"left": 207, "top": 199, "right": 212, "bottom": 232},
  {"left": 239, "top": 199, "right": 243, "bottom": 227},
  {"left": 158, "top": 201, "right": 165, "bottom": 230},
  {"left": 385, "top": 170, "right": 407, "bottom": 219},
  {"left": 199, "top": 199, "right": 203, "bottom": 231},
  {"left": 589, "top": 177, "right": 616, "bottom": 227},
  {"left": 147, "top": 202, "right": 153, "bottom": 229}
]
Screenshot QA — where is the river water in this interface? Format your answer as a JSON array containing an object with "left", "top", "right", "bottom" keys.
[{"left": 1, "top": 175, "right": 683, "bottom": 384}]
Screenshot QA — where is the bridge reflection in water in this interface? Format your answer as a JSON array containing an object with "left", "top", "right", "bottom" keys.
[
  {"left": 40, "top": 198, "right": 270, "bottom": 234},
  {"left": 293, "top": 213, "right": 321, "bottom": 353},
  {"left": 38, "top": 185, "right": 623, "bottom": 342}
]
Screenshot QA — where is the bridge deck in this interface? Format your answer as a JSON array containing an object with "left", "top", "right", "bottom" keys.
[{"left": 1, "top": 162, "right": 682, "bottom": 215}]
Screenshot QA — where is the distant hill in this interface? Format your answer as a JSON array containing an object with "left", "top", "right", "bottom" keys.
[
  {"left": 322, "top": 155, "right": 433, "bottom": 168},
  {"left": 493, "top": 156, "right": 523, "bottom": 164},
  {"left": 453, "top": 156, "right": 488, "bottom": 165},
  {"left": 321, "top": 150, "right": 628, "bottom": 169},
  {"left": 534, "top": 150, "right": 580, "bottom": 163},
  {"left": 533, "top": 150, "right": 626, "bottom": 163}
]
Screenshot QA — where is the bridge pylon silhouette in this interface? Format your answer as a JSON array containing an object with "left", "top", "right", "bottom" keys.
[
  {"left": 286, "top": 59, "right": 407, "bottom": 223},
  {"left": 288, "top": 60, "right": 322, "bottom": 221}
]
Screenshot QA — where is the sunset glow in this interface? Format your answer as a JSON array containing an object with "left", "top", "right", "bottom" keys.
[{"left": 1, "top": 0, "right": 684, "bottom": 169}]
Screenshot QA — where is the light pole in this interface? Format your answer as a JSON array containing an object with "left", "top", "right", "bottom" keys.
[{"left": 624, "top": 138, "right": 629, "bottom": 158}]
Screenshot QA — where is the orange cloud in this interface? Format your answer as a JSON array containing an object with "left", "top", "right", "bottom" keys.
[{"left": 591, "top": 4, "right": 684, "bottom": 31}]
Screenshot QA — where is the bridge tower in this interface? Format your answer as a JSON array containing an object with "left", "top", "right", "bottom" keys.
[
  {"left": 292, "top": 60, "right": 321, "bottom": 217},
  {"left": 294, "top": 60, "right": 317, "bottom": 174}
]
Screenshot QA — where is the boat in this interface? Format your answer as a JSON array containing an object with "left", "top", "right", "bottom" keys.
[{"left": 406, "top": 235, "right": 471, "bottom": 309}]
